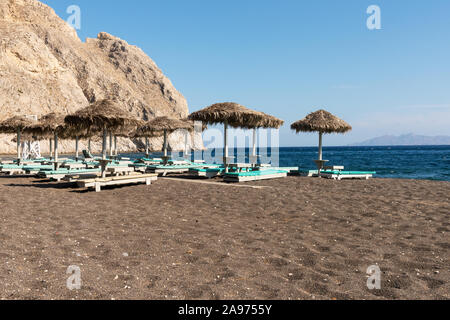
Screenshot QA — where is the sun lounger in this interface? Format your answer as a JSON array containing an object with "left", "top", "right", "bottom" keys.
[
  {"left": 82, "top": 150, "right": 102, "bottom": 162},
  {"left": 107, "top": 165, "right": 135, "bottom": 176},
  {"left": 189, "top": 167, "right": 226, "bottom": 178},
  {"left": 63, "top": 172, "right": 102, "bottom": 182},
  {"left": 37, "top": 168, "right": 101, "bottom": 181},
  {"left": 299, "top": 170, "right": 319, "bottom": 177},
  {"left": 60, "top": 162, "right": 87, "bottom": 170},
  {"left": 23, "top": 165, "right": 54, "bottom": 174},
  {"left": 319, "top": 170, "right": 376, "bottom": 180},
  {"left": 135, "top": 158, "right": 163, "bottom": 165},
  {"left": 262, "top": 167, "right": 299, "bottom": 174},
  {"left": 148, "top": 165, "right": 199, "bottom": 176},
  {"left": 76, "top": 173, "right": 158, "bottom": 192},
  {"left": 129, "top": 163, "right": 148, "bottom": 173},
  {"left": 0, "top": 164, "right": 25, "bottom": 175},
  {"left": 224, "top": 169, "right": 288, "bottom": 182},
  {"left": 146, "top": 160, "right": 204, "bottom": 176}
]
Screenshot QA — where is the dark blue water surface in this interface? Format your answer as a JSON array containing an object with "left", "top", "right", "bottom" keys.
[
  {"left": 275, "top": 145, "right": 450, "bottom": 181},
  {"left": 126, "top": 145, "right": 450, "bottom": 182}
]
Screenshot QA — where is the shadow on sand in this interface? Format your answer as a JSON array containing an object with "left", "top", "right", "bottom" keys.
[{"left": 4, "top": 180, "right": 148, "bottom": 193}]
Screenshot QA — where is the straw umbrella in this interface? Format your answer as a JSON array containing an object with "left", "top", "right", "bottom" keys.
[
  {"left": 134, "top": 117, "right": 194, "bottom": 162},
  {"left": 64, "top": 99, "right": 141, "bottom": 177},
  {"left": 0, "top": 116, "right": 36, "bottom": 163},
  {"left": 188, "top": 102, "right": 284, "bottom": 171},
  {"left": 291, "top": 109, "right": 352, "bottom": 169}
]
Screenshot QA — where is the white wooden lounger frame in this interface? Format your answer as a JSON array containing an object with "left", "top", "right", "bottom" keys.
[
  {"left": 150, "top": 168, "right": 191, "bottom": 176},
  {"left": 0, "top": 168, "right": 25, "bottom": 175},
  {"left": 76, "top": 173, "right": 158, "bottom": 192},
  {"left": 320, "top": 173, "right": 373, "bottom": 180},
  {"left": 107, "top": 166, "right": 135, "bottom": 176},
  {"left": 193, "top": 170, "right": 223, "bottom": 179},
  {"left": 224, "top": 171, "right": 287, "bottom": 182}
]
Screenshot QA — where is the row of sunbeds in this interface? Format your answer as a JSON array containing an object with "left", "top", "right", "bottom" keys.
[
  {"left": 1, "top": 152, "right": 376, "bottom": 191},
  {"left": 0, "top": 154, "right": 158, "bottom": 192}
]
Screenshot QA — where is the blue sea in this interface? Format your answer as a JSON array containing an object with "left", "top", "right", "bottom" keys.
[{"left": 129, "top": 145, "right": 450, "bottom": 182}]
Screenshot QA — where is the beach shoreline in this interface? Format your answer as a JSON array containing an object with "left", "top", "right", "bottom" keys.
[{"left": 0, "top": 175, "right": 448, "bottom": 300}]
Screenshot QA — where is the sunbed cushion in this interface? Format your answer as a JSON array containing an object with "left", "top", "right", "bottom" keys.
[
  {"left": 225, "top": 169, "right": 288, "bottom": 177},
  {"left": 321, "top": 171, "right": 376, "bottom": 175}
]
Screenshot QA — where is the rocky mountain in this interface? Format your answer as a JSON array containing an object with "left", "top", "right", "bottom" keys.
[
  {"left": 351, "top": 134, "right": 450, "bottom": 146},
  {"left": 0, "top": 0, "right": 202, "bottom": 154}
]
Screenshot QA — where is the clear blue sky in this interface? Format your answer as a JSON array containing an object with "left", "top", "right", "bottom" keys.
[{"left": 41, "top": 0, "right": 450, "bottom": 146}]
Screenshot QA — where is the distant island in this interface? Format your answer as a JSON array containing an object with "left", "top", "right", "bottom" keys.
[{"left": 351, "top": 134, "right": 450, "bottom": 146}]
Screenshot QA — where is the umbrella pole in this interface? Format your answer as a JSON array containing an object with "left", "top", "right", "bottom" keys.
[
  {"left": 101, "top": 129, "right": 107, "bottom": 178},
  {"left": 49, "top": 139, "right": 53, "bottom": 160},
  {"left": 224, "top": 122, "right": 229, "bottom": 173},
  {"left": 250, "top": 128, "right": 258, "bottom": 167},
  {"left": 318, "top": 132, "right": 323, "bottom": 161},
  {"left": 75, "top": 136, "right": 79, "bottom": 161},
  {"left": 16, "top": 129, "right": 21, "bottom": 164},
  {"left": 145, "top": 137, "right": 149, "bottom": 158},
  {"left": 88, "top": 138, "right": 91, "bottom": 153},
  {"left": 54, "top": 133, "right": 59, "bottom": 170},
  {"left": 163, "top": 130, "right": 168, "bottom": 159},
  {"left": 114, "top": 136, "right": 118, "bottom": 156},
  {"left": 109, "top": 132, "right": 113, "bottom": 158},
  {"left": 102, "top": 130, "right": 107, "bottom": 160},
  {"left": 184, "top": 130, "right": 189, "bottom": 158}
]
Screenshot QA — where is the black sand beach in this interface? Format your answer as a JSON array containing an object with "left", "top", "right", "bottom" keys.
[{"left": 0, "top": 175, "right": 448, "bottom": 300}]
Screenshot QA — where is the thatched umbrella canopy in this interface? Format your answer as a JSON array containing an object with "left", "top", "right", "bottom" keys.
[
  {"left": 24, "top": 113, "right": 66, "bottom": 137},
  {"left": 65, "top": 99, "right": 141, "bottom": 164},
  {"left": 291, "top": 109, "right": 352, "bottom": 168},
  {"left": 291, "top": 109, "right": 352, "bottom": 134},
  {"left": 189, "top": 102, "right": 284, "bottom": 169},
  {"left": 188, "top": 102, "right": 284, "bottom": 129},
  {"left": 0, "top": 116, "right": 36, "bottom": 161},
  {"left": 65, "top": 99, "right": 141, "bottom": 132},
  {"left": 134, "top": 117, "right": 194, "bottom": 158},
  {"left": 0, "top": 116, "right": 35, "bottom": 133}
]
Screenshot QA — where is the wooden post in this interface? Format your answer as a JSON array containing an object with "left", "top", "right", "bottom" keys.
[
  {"left": 88, "top": 138, "right": 91, "bottom": 153},
  {"left": 163, "top": 130, "right": 168, "bottom": 157},
  {"left": 252, "top": 128, "right": 257, "bottom": 157},
  {"left": 17, "top": 129, "right": 21, "bottom": 163},
  {"left": 318, "top": 132, "right": 323, "bottom": 161},
  {"left": 224, "top": 122, "right": 229, "bottom": 173},
  {"left": 109, "top": 132, "right": 113, "bottom": 157},
  {"left": 49, "top": 139, "right": 53, "bottom": 160},
  {"left": 102, "top": 129, "right": 107, "bottom": 160},
  {"left": 145, "top": 137, "right": 149, "bottom": 158},
  {"left": 114, "top": 136, "right": 118, "bottom": 156},
  {"left": 184, "top": 130, "right": 189, "bottom": 158},
  {"left": 75, "top": 136, "right": 79, "bottom": 161},
  {"left": 54, "top": 132, "right": 59, "bottom": 170}
]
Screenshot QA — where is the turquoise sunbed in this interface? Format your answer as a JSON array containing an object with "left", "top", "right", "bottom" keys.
[
  {"left": 224, "top": 169, "right": 288, "bottom": 182},
  {"left": 260, "top": 167, "right": 299, "bottom": 174},
  {"left": 23, "top": 165, "right": 54, "bottom": 174},
  {"left": 319, "top": 170, "right": 376, "bottom": 180},
  {"left": 147, "top": 162, "right": 204, "bottom": 176},
  {"left": 37, "top": 168, "right": 101, "bottom": 181},
  {"left": 0, "top": 164, "right": 26, "bottom": 175},
  {"left": 189, "top": 167, "right": 226, "bottom": 178},
  {"left": 134, "top": 158, "right": 163, "bottom": 164},
  {"left": 0, "top": 164, "right": 24, "bottom": 169}
]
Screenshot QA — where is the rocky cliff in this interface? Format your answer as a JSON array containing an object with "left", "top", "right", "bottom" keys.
[{"left": 0, "top": 0, "right": 201, "bottom": 154}]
